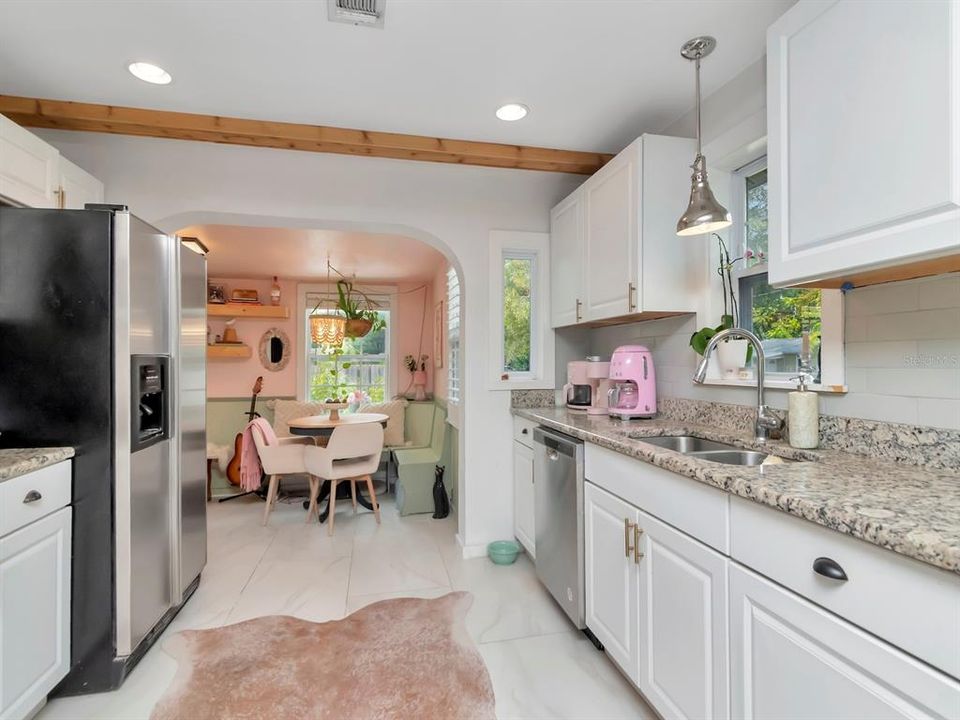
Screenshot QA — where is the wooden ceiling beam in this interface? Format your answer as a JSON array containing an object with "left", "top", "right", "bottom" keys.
[{"left": 0, "top": 94, "right": 612, "bottom": 175}]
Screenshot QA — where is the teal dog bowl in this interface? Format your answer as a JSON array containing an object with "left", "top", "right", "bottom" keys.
[{"left": 487, "top": 540, "right": 521, "bottom": 565}]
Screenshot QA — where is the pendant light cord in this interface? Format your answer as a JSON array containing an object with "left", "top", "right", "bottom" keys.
[{"left": 694, "top": 54, "right": 702, "bottom": 157}]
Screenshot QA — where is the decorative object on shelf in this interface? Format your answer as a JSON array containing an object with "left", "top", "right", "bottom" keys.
[
  {"left": 689, "top": 234, "right": 753, "bottom": 376},
  {"left": 310, "top": 256, "right": 346, "bottom": 347},
  {"left": 208, "top": 284, "right": 226, "bottom": 304},
  {"left": 405, "top": 354, "right": 429, "bottom": 401},
  {"left": 258, "top": 327, "right": 291, "bottom": 372},
  {"left": 221, "top": 319, "right": 240, "bottom": 344},
  {"left": 231, "top": 288, "right": 260, "bottom": 304},
  {"left": 207, "top": 325, "right": 213, "bottom": 346},
  {"left": 270, "top": 276, "right": 281, "bottom": 306},
  {"left": 336, "top": 279, "right": 385, "bottom": 339},
  {"left": 434, "top": 300, "right": 444, "bottom": 368},
  {"left": 676, "top": 36, "right": 732, "bottom": 237}
]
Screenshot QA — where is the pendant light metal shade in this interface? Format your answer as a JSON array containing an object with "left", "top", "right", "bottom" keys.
[
  {"left": 676, "top": 155, "right": 732, "bottom": 236},
  {"left": 676, "top": 36, "right": 732, "bottom": 237}
]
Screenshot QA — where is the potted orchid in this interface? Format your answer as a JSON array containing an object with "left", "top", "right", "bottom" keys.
[
  {"left": 689, "top": 234, "right": 757, "bottom": 375},
  {"left": 404, "top": 354, "right": 429, "bottom": 401}
]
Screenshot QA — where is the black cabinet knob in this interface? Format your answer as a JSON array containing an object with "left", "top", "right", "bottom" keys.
[{"left": 813, "top": 556, "right": 848, "bottom": 581}]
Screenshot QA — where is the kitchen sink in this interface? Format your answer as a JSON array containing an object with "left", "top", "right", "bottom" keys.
[
  {"left": 687, "top": 450, "right": 770, "bottom": 466},
  {"left": 637, "top": 435, "right": 739, "bottom": 453}
]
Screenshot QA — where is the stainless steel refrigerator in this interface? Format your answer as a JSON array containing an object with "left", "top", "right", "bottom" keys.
[{"left": 0, "top": 205, "right": 207, "bottom": 694}]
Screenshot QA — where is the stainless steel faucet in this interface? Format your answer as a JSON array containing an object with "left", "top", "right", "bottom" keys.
[{"left": 692, "top": 327, "right": 783, "bottom": 443}]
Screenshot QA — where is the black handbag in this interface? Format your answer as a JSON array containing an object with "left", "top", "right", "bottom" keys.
[{"left": 432, "top": 465, "right": 450, "bottom": 519}]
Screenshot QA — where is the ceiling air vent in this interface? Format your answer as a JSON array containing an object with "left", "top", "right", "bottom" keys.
[{"left": 327, "top": 0, "right": 385, "bottom": 28}]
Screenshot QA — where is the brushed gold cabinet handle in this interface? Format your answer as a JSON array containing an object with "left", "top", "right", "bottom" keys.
[
  {"left": 634, "top": 526, "right": 644, "bottom": 564},
  {"left": 624, "top": 518, "right": 634, "bottom": 557}
]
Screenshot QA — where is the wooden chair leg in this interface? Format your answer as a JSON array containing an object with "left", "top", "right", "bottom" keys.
[
  {"left": 262, "top": 475, "right": 279, "bottom": 526},
  {"left": 306, "top": 476, "right": 319, "bottom": 523},
  {"left": 364, "top": 475, "right": 381, "bottom": 524},
  {"left": 328, "top": 479, "right": 338, "bottom": 536},
  {"left": 350, "top": 479, "right": 358, "bottom": 513}
]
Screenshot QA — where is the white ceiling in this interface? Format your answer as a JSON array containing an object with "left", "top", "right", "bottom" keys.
[
  {"left": 0, "top": 0, "right": 793, "bottom": 153},
  {"left": 179, "top": 224, "right": 447, "bottom": 282}
]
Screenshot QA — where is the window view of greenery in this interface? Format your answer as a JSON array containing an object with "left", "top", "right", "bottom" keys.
[
  {"left": 503, "top": 256, "right": 532, "bottom": 373},
  {"left": 741, "top": 167, "right": 822, "bottom": 379},
  {"left": 745, "top": 168, "right": 768, "bottom": 266},
  {"left": 308, "top": 310, "right": 388, "bottom": 403}
]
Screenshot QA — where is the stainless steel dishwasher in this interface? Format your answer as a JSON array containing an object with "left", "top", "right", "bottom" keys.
[{"left": 532, "top": 426, "right": 586, "bottom": 631}]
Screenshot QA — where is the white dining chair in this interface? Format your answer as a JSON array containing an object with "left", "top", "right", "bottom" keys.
[
  {"left": 303, "top": 423, "right": 384, "bottom": 535},
  {"left": 252, "top": 430, "right": 312, "bottom": 526}
]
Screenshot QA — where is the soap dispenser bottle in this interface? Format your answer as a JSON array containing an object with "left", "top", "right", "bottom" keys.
[{"left": 788, "top": 374, "right": 819, "bottom": 449}]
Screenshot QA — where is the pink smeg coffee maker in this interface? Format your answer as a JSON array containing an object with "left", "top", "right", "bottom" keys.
[{"left": 607, "top": 345, "right": 657, "bottom": 419}]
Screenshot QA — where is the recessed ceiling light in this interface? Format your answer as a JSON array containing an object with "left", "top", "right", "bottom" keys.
[
  {"left": 496, "top": 103, "right": 529, "bottom": 122},
  {"left": 128, "top": 62, "right": 172, "bottom": 85}
]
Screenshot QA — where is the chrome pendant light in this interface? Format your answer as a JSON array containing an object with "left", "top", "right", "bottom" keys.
[{"left": 676, "top": 36, "right": 732, "bottom": 237}]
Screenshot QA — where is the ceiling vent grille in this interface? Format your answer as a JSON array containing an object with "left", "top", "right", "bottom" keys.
[{"left": 328, "top": 0, "right": 385, "bottom": 28}]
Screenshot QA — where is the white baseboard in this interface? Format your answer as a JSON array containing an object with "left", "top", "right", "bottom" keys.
[{"left": 456, "top": 534, "right": 489, "bottom": 559}]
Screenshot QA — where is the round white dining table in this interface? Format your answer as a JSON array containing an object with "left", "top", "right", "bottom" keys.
[{"left": 287, "top": 412, "right": 389, "bottom": 438}]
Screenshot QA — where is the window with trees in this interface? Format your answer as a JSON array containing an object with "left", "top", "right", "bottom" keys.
[
  {"left": 734, "top": 158, "right": 841, "bottom": 386},
  {"left": 447, "top": 267, "right": 461, "bottom": 404},
  {"left": 306, "top": 305, "right": 390, "bottom": 403}
]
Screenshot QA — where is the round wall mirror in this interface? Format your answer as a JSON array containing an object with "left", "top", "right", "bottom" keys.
[{"left": 258, "top": 327, "right": 291, "bottom": 372}]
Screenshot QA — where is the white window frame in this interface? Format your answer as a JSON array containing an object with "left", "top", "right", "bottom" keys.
[
  {"left": 714, "top": 156, "right": 846, "bottom": 393},
  {"left": 447, "top": 266, "right": 461, "bottom": 406},
  {"left": 487, "top": 230, "right": 554, "bottom": 390},
  {"left": 296, "top": 283, "right": 396, "bottom": 401}
]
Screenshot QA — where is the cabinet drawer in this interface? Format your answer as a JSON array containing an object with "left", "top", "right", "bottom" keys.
[
  {"left": 0, "top": 462, "right": 71, "bottom": 537},
  {"left": 730, "top": 562, "right": 960, "bottom": 720},
  {"left": 513, "top": 417, "right": 538, "bottom": 449},
  {"left": 585, "top": 444, "right": 728, "bottom": 552},
  {"left": 730, "top": 496, "right": 960, "bottom": 679}
]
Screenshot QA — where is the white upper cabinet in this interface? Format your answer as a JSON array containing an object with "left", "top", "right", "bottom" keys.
[
  {"left": 549, "top": 191, "right": 585, "bottom": 327},
  {"left": 58, "top": 157, "right": 104, "bottom": 209},
  {"left": 767, "top": 0, "right": 960, "bottom": 288},
  {"left": 0, "top": 113, "right": 59, "bottom": 208},
  {"left": 550, "top": 134, "right": 707, "bottom": 327},
  {"left": 0, "top": 113, "right": 103, "bottom": 210}
]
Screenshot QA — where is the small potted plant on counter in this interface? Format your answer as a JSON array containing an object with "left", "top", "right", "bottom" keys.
[{"left": 689, "top": 234, "right": 756, "bottom": 377}]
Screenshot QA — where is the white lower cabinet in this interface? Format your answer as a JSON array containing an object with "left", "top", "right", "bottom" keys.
[
  {"left": 729, "top": 563, "right": 960, "bottom": 720},
  {"left": 584, "top": 481, "right": 640, "bottom": 678},
  {"left": 636, "top": 508, "right": 728, "bottom": 720},
  {"left": 0, "top": 507, "right": 72, "bottom": 720},
  {"left": 512, "top": 440, "right": 535, "bottom": 558}
]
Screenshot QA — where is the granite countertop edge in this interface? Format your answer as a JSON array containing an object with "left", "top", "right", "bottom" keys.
[
  {"left": 514, "top": 407, "right": 960, "bottom": 575},
  {"left": 0, "top": 447, "right": 75, "bottom": 483}
]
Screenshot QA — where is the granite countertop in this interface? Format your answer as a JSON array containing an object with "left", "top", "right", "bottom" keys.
[
  {"left": 514, "top": 406, "right": 960, "bottom": 575},
  {"left": 0, "top": 447, "right": 75, "bottom": 483}
]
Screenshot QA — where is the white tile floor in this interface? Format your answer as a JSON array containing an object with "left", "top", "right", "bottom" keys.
[{"left": 38, "top": 493, "right": 654, "bottom": 720}]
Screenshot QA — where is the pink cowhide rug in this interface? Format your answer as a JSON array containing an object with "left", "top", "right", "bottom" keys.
[{"left": 150, "top": 592, "right": 495, "bottom": 720}]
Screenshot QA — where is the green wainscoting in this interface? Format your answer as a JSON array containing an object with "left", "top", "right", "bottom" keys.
[{"left": 206, "top": 396, "right": 288, "bottom": 497}]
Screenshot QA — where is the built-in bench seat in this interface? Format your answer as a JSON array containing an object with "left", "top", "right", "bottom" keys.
[{"left": 393, "top": 404, "right": 446, "bottom": 516}]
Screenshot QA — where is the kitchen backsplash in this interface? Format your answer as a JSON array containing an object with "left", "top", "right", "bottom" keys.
[{"left": 577, "top": 272, "right": 960, "bottom": 431}]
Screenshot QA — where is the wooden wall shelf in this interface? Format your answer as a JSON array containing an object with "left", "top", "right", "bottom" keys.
[
  {"left": 207, "top": 344, "right": 252, "bottom": 359},
  {"left": 207, "top": 304, "right": 290, "bottom": 319}
]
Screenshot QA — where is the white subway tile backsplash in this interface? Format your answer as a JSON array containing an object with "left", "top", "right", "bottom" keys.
[
  {"left": 917, "top": 398, "right": 960, "bottom": 431},
  {"left": 917, "top": 273, "right": 960, "bottom": 310},
  {"left": 584, "top": 273, "right": 959, "bottom": 430}
]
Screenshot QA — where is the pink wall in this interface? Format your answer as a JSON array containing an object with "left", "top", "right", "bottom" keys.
[
  {"left": 207, "top": 277, "right": 299, "bottom": 398},
  {"left": 207, "top": 276, "right": 441, "bottom": 399}
]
